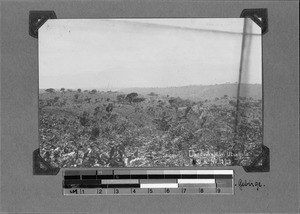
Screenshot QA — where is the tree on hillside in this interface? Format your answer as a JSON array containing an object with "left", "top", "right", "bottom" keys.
[
  {"left": 60, "top": 88, "right": 65, "bottom": 93},
  {"left": 148, "top": 92, "right": 158, "bottom": 96},
  {"left": 126, "top": 92, "right": 138, "bottom": 103},
  {"left": 77, "top": 89, "right": 82, "bottom": 93},
  {"left": 45, "top": 88, "right": 55, "bottom": 93},
  {"left": 84, "top": 97, "right": 91, "bottom": 103},
  {"left": 90, "top": 89, "right": 97, "bottom": 94}
]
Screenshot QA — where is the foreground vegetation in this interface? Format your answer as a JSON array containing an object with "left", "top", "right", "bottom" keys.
[{"left": 39, "top": 87, "right": 262, "bottom": 168}]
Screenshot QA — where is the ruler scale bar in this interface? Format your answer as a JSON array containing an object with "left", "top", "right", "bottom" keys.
[
  {"left": 63, "top": 169, "right": 234, "bottom": 195},
  {"left": 97, "top": 175, "right": 114, "bottom": 179},
  {"left": 64, "top": 175, "right": 81, "bottom": 180},
  {"left": 82, "top": 175, "right": 97, "bottom": 179},
  {"left": 141, "top": 183, "right": 179, "bottom": 188},
  {"left": 178, "top": 179, "right": 215, "bottom": 184},
  {"left": 140, "top": 179, "right": 177, "bottom": 184},
  {"left": 101, "top": 179, "right": 139, "bottom": 184},
  {"left": 164, "top": 174, "right": 181, "bottom": 179},
  {"left": 107, "top": 184, "right": 140, "bottom": 188},
  {"left": 130, "top": 175, "right": 148, "bottom": 179},
  {"left": 178, "top": 183, "right": 217, "bottom": 188},
  {"left": 114, "top": 175, "right": 131, "bottom": 179}
]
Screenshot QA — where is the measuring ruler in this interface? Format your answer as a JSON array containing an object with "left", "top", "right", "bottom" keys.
[{"left": 63, "top": 169, "right": 234, "bottom": 195}]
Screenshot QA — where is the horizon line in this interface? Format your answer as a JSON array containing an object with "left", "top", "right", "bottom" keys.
[{"left": 39, "top": 82, "right": 262, "bottom": 90}]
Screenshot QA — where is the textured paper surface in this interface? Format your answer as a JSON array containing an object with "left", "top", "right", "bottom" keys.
[{"left": 0, "top": 0, "right": 299, "bottom": 213}]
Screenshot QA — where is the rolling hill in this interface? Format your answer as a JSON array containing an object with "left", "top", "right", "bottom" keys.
[{"left": 120, "top": 83, "right": 262, "bottom": 101}]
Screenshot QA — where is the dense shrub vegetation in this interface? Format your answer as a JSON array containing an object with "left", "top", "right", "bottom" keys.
[{"left": 39, "top": 88, "right": 262, "bottom": 168}]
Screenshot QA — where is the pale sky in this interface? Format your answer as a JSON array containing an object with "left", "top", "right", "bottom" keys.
[{"left": 39, "top": 18, "right": 262, "bottom": 89}]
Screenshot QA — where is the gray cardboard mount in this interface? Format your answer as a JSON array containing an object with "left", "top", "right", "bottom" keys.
[{"left": 0, "top": 0, "right": 299, "bottom": 213}]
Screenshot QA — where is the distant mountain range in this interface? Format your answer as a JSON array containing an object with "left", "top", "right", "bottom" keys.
[{"left": 120, "top": 83, "right": 262, "bottom": 101}]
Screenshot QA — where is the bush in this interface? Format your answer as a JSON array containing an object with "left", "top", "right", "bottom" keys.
[
  {"left": 132, "top": 97, "right": 145, "bottom": 103},
  {"left": 90, "top": 127, "right": 100, "bottom": 140},
  {"left": 79, "top": 111, "right": 89, "bottom": 126},
  {"left": 117, "top": 94, "right": 126, "bottom": 102}
]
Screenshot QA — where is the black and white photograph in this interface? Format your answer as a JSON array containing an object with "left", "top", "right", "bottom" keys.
[
  {"left": 38, "top": 18, "right": 263, "bottom": 168},
  {"left": 2, "top": 1, "right": 299, "bottom": 212}
]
